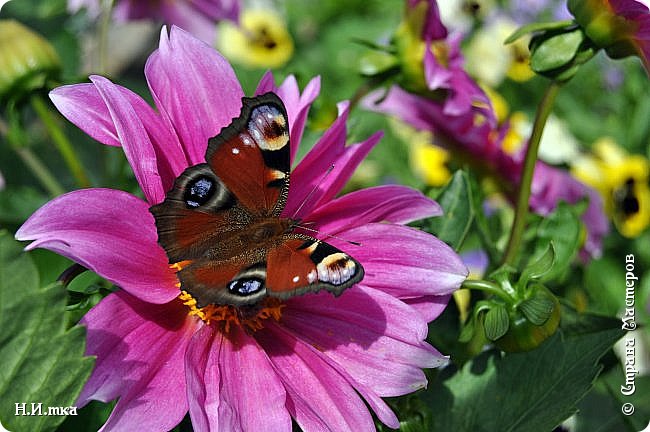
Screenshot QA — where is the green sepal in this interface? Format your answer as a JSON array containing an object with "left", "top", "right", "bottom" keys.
[
  {"left": 483, "top": 304, "right": 510, "bottom": 341},
  {"left": 530, "top": 28, "right": 585, "bottom": 72},
  {"left": 519, "top": 242, "right": 556, "bottom": 287},
  {"left": 519, "top": 284, "right": 557, "bottom": 326},
  {"left": 505, "top": 20, "right": 576, "bottom": 44}
]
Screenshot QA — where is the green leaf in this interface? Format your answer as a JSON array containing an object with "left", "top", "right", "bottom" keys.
[
  {"left": 519, "top": 287, "right": 556, "bottom": 326},
  {"left": 532, "top": 202, "right": 582, "bottom": 282},
  {"left": 359, "top": 51, "right": 399, "bottom": 76},
  {"left": 530, "top": 28, "right": 584, "bottom": 72},
  {"left": 428, "top": 170, "right": 475, "bottom": 251},
  {"left": 575, "top": 369, "right": 650, "bottom": 432},
  {"left": 505, "top": 20, "right": 576, "bottom": 44},
  {"left": 0, "top": 231, "right": 94, "bottom": 432},
  {"left": 520, "top": 243, "right": 556, "bottom": 286},
  {"left": 484, "top": 304, "right": 510, "bottom": 341},
  {"left": 422, "top": 311, "right": 624, "bottom": 432}
]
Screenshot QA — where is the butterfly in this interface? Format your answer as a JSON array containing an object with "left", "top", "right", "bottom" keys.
[{"left": 150, "top": 92, "right": 364, "bottom": 307}]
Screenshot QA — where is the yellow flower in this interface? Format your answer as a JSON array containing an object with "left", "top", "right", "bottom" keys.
[
  {"left": 390, "top": 118, "right": 451, "bottom": 187},
  {"left": 465, "top": 17, "right": 534, "bottom": 87},
  {"left": 572, "top": 138, "right": 650, "bottom": 237},
  {"left": 411, "top": 141, "right": 452, "bottom": 187},
  {"left": 218, "top": 9, "right": 293, "bottom": 68}
]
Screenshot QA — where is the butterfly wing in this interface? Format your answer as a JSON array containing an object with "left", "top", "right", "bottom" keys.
[
  {"left": 205, "top": 92, "right": 290, "bottom": 217},
  {"left": 176, "top": 236, "right": 364, "bottom": 307},
  {"left": 150, "top": 92, "right": 291, "bottom": 263},
  {"left": 151, "top": 92, "right": 364, "bottom": 308},
  {"left": 265, "top": 236, "right": 364, "bottom": 299}
]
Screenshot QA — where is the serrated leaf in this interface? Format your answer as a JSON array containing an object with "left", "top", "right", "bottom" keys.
[
  {"left": 505, "top": 20, "right": 576, "bottom": 44},
  {"left": 428, "top": 170, "right": 475, "bottom": 251},
  {"left": 520, "top": 243, "right": 556, "bottom": 286},
  {"left": 484, "top": 304, "right": 510, "bottom": 341},
  {"left": 421, "top": 311, "right": 624, "bottom": 432},
  {"left": 519, "top": 288, "right": 556, "bottom": 325},
  {"left": 0, "top": 231, "right": 95, "bottom": 432},
  {"left": 531, "top": 29, "right": 584, "bottom": 72}
]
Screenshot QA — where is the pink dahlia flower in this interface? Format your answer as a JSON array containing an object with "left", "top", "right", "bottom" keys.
[
  {"left": 364, "top": 85, "right": 609, "bottom": 259},
  {"left": 16, "top": 27, "right": 467, "bottom": 431},
  {"left": 401, "top": 0, "right": 494, "bottom": 118},
  {"left": 569, "top": 0, "right": 650, "bottom": 74},
  {"left": 69, "top": 0, "right": 239, "bottom": 44}
]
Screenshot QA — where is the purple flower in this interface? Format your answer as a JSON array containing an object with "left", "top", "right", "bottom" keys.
[
  {"left": 399, "top": 0, "right": 492, "bottom": 117},
  {"left": 16, "top": 27, "right": 467, "bottom": 431},
  {"left": 69, "top": 0, "right": 240, "bottom": 44},
  {"left": 364, "top": 85, "right": 609, "bottom": 259}
]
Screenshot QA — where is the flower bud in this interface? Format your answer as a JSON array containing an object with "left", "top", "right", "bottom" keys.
[{"left": 0, "top": 20, "right": 61, "bottom": 102}]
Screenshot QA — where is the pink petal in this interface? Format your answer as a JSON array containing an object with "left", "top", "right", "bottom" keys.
[
  {"left": 50, "top": 83, "right": 188, "bottom": 193},
  {"left": 185, "top": 325, "right": 219, "bottom": 432},
  {"left": 327, "top": 223, "right": 468, "bottom": 298},
  {"left": 403, "top": 295, "right": 451, "bottom": 322},
  {"left": 424, "top": 45, "right": 453, "bottom": 90},
  {"left": 145, "top": 26, "right": 244, "bottom": 165},
  {"left": 305, "top": 185, "right": 442, "bottom": 234},
  {"left": 15, "top": 189, "right": 179, "bottom": 304},
  {"left": 255, "top": 73, "right": 321, "bottom": 164},
  {"left": 216, "top": 326, "right": 291, "bottom": 431},
  {"left": 89, "top": 75, "right": 165, "bottom": 204},
  {"left": 256, "top": 323, "right": 376, "bottom": 432},
  {"left": 285, "top": 105, "right": 382, "bottom": 218},
  {"left": 283, "top": 285, "right": 447, "bottom": 396},
  {"left": 159, "top": 1, "right": 218, "bottom": 44},
  {"left": 49, "top": 84, "right": 120, "bottom": 147},
  {"left": 79, "top": 292, "right": 195, "bottom": 432}
]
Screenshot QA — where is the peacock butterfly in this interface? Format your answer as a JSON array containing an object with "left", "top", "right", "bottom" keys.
[{"left": 150, "top": 92, "right": 364, "bottom": 307}]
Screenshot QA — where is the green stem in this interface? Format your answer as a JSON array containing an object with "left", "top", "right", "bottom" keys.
[
  {"left": 462, "top": 279, "right": 513, "bottom": 302},
  {"left": 0, "top": 115, "right": 66, "bottom": 197},
  {"left": 31, "top": 95, "right": 90, "bottom": 188},
  {"left": 14, "top": 147, "right": 66, "bottom": 196},
  {"left": 501, "top": 82, "right": 561, "bottom": 266}
]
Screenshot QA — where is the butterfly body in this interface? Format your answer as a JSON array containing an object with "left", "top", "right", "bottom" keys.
[{"left": 150, "top": 92, "right": 364, "bottom": 308}]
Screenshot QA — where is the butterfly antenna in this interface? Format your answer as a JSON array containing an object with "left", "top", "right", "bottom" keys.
[
  {"left": 290, "top": 164, "right": 335, "bottom": 220},
  {"left": 295, "top": 223, "right": 362, "bottom": 247}
]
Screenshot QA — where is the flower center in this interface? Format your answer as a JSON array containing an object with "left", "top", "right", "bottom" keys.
[{"left": 172, "top": 262, "right": 285, "bottom": 332}]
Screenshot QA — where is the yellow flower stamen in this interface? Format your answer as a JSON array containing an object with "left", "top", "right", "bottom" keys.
[{"left": 178, "top": 290, "right": 285, "bottom": 333}]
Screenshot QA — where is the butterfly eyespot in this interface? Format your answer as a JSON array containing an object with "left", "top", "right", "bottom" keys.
[
  {"left": 184, "top": 175, "right": 216, "bottom": 208},
  {"left": 316, "top": 253, "right": 357, "bottom": 286},
  {"left": 228, "top": 278, "right": 265, "bottom": 296}
]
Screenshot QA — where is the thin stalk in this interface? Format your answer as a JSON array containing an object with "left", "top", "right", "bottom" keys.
[
  {"left": 0, "top": 116, "right": 65, "bottom": 197},
  {"left": 31, "top": 95, "right": 90, "bottom": 188},
  {"left": 98, "top": 0, "right": 114, "bottom": 74},
  {"left": 14, "top": 147, "right": 66, "bottom": 196},
  {"left": 501, "top": 82, "right": 561, "bottom": 266},
  {"left": 462, "top": 279, "right": 513, "bottom": 302}
]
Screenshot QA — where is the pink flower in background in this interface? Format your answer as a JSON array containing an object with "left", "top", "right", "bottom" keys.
[
  {"left": 364, "top": 85, "right": 609, "bottom": 259},
  {"left": 69, "top": 0, "right": 239, "bottom": 43},
  {"left": 400, "top": 0, "right": 494, "bottom": 117},
  {"left": 16, "top": 27, "right": 467, "bottom": 431}
]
